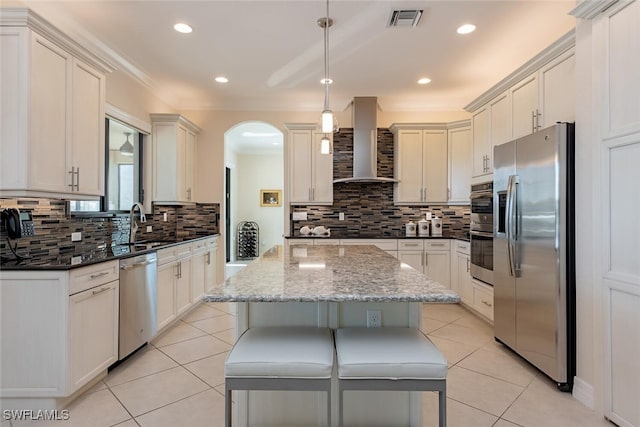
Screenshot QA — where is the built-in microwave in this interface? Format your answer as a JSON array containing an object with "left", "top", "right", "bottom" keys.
[{"left": 470, "top": 182, "right": 493, "bottom": 285}]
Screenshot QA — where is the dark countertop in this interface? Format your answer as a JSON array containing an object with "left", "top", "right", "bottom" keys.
[{"left": 0, "top": 234, "right": 220, "bottom": 271}]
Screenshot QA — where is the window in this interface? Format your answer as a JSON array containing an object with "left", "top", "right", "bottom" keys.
[{"left": 70, "top": 118, "right": 144, "bottom": 213}]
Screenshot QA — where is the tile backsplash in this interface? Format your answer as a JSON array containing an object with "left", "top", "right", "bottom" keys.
[
  {"left": 0, "top": 198, "right": 219, "bottom": 259},
  {"left": 291, "top": 128, "right": 470, "bottom": 238}
]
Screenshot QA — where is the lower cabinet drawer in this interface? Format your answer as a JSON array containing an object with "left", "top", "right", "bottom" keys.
[{"left": 473, "top": 284, "right": 494, "bottom": 321}]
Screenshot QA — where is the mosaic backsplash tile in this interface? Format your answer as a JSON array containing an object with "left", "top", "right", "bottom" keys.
[
  {"left": 291, "top": 127, "right": 470, "bottom": 238},
  {"left": 0, "top": 198, "right": 219, "bottom": 260}
]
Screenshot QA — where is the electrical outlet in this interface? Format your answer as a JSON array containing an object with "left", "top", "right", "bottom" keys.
[
  {"left": 71, "top": 232, "right": 82, "bottom": 242},
  {"left": 366, "top": 309, "right": 382, "bottom": 328},
  {"left": 146, "top": 225, "right": 152, "bottom": 232},
  {"left": 339, "top": 212, "right": 345, "bottom": 221},
  {"left": 292, "top": 212, "right": 307, "bottom": 221},
  {"left": 163, "top": 212, "right": 168, "bottom": 222}
]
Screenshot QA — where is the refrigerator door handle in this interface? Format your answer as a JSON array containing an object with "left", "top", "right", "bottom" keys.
[{"left": 506, "top": 174, "right": 518, "bottom": 277}]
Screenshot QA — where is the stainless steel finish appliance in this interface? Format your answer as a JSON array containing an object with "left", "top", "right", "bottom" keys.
[
  {"left": 493, "top": 122, "right": 575, "bottom": 391},
  {"left": 470, "top": 182, "right": 493, "bottom": 285},
  {"left": 119, "top": 252, "right": 158, "bottom": 360}
]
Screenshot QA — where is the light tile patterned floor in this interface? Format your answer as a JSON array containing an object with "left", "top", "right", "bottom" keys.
[{"left": 7, "top": 300, "right": 612, "bottom": 427}]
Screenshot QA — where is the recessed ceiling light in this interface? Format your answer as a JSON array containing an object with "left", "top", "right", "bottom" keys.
[
  {"left": 214, "top": 76, "right": 229, "bottom": 83},
  {"left": 173, "top": 23, "right": 193, "bottom": 34},
  {"left": 417, "top": 78, "right": 431, "bottom": 85},
  {"left": 457, "top": 24, "right": 476, "bottom": 35},
  {"left": 320, "top": 78, "right": 333, "bottom": 85}
]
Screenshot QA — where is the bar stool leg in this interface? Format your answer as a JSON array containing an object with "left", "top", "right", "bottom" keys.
[
  {"left": 338, "top": 387, "right": 344, "bottom": 427},
  {"left": 438, "top": 388, "right": 446, "bottom": 427},
  {"left": 225, "top": 386, "right": 232, "bottom": 427}
]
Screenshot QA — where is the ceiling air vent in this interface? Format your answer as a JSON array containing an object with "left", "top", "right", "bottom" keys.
[{"left": 388, "top": 9, "right": 423, "bottom": 27}]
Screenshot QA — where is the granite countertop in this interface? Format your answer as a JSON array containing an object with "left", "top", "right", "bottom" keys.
[
  {"left": 0, "top": 234, "right": 220, "bottom": 271},
  {"left": 204, "top": 244, "right": 460, "bottom": 303}
]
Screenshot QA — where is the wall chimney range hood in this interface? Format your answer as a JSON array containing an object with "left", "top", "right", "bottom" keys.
[{"left": 333, "top": 97, "right": 399, "bottom": 184}]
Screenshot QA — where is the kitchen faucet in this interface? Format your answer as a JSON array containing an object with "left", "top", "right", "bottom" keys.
[{"left": 129, "top": 202, "right": 147, "bottom": 244}]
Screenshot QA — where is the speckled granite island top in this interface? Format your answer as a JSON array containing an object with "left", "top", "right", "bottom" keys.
[{"left": 204, "top": 244, "right": 460, "bottom": 303}]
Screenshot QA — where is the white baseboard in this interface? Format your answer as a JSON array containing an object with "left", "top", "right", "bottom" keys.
[{"left": 573, "top": 376, "right": 595, "bottom": 409}]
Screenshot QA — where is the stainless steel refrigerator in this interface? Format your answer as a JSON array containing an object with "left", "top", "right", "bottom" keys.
[{"left": 493, "top": 122, "right": 575, "bottom": 391}]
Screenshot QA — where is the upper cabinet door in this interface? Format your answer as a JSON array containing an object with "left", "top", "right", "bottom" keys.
[
  {"left": 288, "top": 130, "right": 313, "bottom": 204},
  {"left": 311, "top": 131, "right": 333, "bottom": 204},
  {"left": 71, "top": 59, "right": 105, "bottom": 196},
  {"left": 395, "top": 129, "right": 425, "bottom": 203},
  {"left": 448, "top": 125, "right": 472, "bottom": 204},
  {"left": 423, "top": 130, "right": 448, "bottom": 203},
  {"left": 511, "top": 73, "right": 539, "bottom": 139},
  {"left": 29, "top": 34, "right": 71, "bottom": 194},
  {"left": 539, "top": 50, "right": 575, "bottom": 128},
  {"left": 472, "top": 107, "right": 490, "bottom": 177}
]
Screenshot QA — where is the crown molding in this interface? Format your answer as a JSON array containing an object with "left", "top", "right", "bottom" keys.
[
  {"left": 149, "top": 113, "right": 201, "bottom": 134},
  {"left": 570, "top": 0, "right": 619, "bottom": 19}
]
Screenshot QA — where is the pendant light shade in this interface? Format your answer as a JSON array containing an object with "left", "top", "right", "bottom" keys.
[
  {"left": 321, "top": 110, "right": 333, "bottom": 134},
  {"left": 320, "top": 134, "right": 332, "bottom": 155},
  {"left": 120, "top": 132, "right": 134, "bottom": 156}
]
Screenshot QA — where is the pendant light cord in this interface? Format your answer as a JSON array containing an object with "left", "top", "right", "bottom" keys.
[{"left": 323, "top": 0, "right": 330, "bottom": 111}]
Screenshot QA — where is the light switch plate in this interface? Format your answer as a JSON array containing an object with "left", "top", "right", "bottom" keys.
[
  {"left": 146, "top": 226, "right": 152, "bottom": 232},
  {"left": 71, "top": 232, "right": 82, "bottom": 242}
]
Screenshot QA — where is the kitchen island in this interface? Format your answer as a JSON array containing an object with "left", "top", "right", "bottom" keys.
[{"left": 205, "top": 244, "right": 459, "bottom": 427}]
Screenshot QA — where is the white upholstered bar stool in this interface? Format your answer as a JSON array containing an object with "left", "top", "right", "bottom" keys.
[
  {"left": 224, "top": 327, "right": 335, "bottom": 427},
  {"left": 335, "top": 327, "right": 448, "bottom": 427}
]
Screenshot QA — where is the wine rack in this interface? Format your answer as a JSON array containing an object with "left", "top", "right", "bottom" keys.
[{"left": 236, "top": 221, "right": 259, "bottom": 259}]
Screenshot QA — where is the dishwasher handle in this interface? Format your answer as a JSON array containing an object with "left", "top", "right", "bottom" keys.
[{"left": 120, "top": 258, "right": 157, "bottom": 270}]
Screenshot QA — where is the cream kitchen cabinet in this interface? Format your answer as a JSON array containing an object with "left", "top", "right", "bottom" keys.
[
  {"left": 0, "top": 261, "right": 119, "bottom": 409},
  {"left": 287, "top": 126, "right": 333, "bottom": 204},
  {"left": 467, "top": 33, "right": 574, "bottom": 181},
  {"left": 392, "top": 126, "right": 448, "bottom": 204},
  {"left": 450, "top": 240, "right": 472, "bottom": 304},
  {"left": 397, "top": 239, "right": 450, "bottom": 287},
  {"left": 151, "top": 114, "right": 201, "bottom": 204},
  {"left": 0, "top": 11, "right": 109, "bottom": 199},
  {"left": 447, "top": 121, "right": 472, "bottom": 204},
  {"left": 340, "top": 238, "right": 398, "bottom": 257},
  {"left": 191, "top": 237, "right": 218, "bottom": 303},
  {"left": 472, "top": 91, "right": 510, "bottom": 178},
  {"left": 156, "top": 242, "right": 193, "bottom": 332}
]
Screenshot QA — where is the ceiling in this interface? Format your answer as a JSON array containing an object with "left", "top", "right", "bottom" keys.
[{"left": 15, "top": 0, "right": 576, "bottom": 114}]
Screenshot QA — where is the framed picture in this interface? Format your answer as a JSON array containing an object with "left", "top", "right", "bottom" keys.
[{"left": 260, "top": 189, "right": 282, "bottom": 207}]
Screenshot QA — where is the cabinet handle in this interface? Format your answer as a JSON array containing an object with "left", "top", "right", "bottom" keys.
[
  {"left": 404, "top": 243, "right": 420, "bottom": 247},
  {"left": 92, "top": 286, "right": 110, "bottom": 296},
  {"left": 186, "top": 188, "right": 191, "bottom": 201},
  {"left": 535, "top": 109, "right": 542, "bottom": 131},
  {"left": 481, "top": 300, "right": 493, "bottom": 307},
  {"left": 75, "top": 167, "right": 80, "bottom": 191},
  {"left": 90, "top": 271, "right": 110, "bottom": 279},
  {"left": 68, "top": 167, "right": 75, "bottom": 190},
  {"left": 532, "top": 110, "right": 536, "bottom": 133},
  {"left": 431, "top": 243, "right": 445, "bottom": 247},
  {"left": 466, "top": 258, "right": 470, "bottom": 272},
  {"left": 206, "top": 252, "right": 211, "bottom": 265},
  {"left": 424, "top": 252, "right": 428, "bottom": 267},
  {"left": 176, "top": 262, "right": 182, "bottom": 279}
]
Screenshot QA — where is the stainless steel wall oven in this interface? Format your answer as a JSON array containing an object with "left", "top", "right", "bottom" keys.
[{"left": 470, "top": 182, "right": 493, "bottom": 285}]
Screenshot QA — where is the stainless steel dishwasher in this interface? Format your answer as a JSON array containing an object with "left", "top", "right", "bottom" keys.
[{"left": 119, "top": 252, "right": 158, "bottom": 360}]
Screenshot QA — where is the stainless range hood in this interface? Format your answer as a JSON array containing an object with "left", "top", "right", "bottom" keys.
[{"left": 333, "top": 97, "right": 399, "bottom": 184}]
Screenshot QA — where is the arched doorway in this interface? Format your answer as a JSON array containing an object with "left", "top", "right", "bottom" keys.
[{"left": 224, "top": 121, "right": 284, "bottom": 275}]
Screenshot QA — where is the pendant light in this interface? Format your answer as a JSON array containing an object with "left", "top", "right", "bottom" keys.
[
  {"left": 119, "top": 132, "right": 134, "bottom": 156},
  {"left": 318, "top": 0, "right": 334, "bottom": 134},
  {"left": 320, "top": 134, "right": 332, "bottom": 154}
]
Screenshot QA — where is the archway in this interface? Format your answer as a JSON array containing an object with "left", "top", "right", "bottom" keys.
[{"left": 224, "top": 122, "right": 284, "bottom": 274}]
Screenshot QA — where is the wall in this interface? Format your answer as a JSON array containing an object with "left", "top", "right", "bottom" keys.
[
  {"left": 290, "top": 128, "right": 470, "bottom": 238},
  {"left": 235, "top": 153, "right": 284, "bottom": 257}
]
